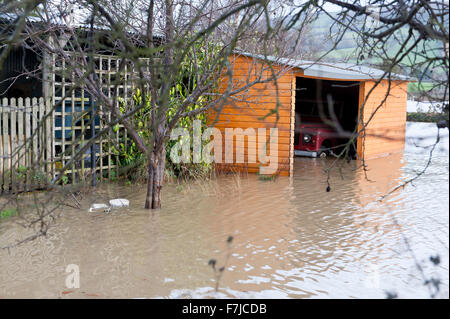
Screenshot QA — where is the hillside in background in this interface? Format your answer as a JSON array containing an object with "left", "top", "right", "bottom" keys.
[{"left": 298, "top": 11, "right": 448, "bottom": 97}]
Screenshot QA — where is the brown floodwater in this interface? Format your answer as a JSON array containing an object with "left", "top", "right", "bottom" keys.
[{"left": 0, "top": 123, "right": 448, "bottom": 298}]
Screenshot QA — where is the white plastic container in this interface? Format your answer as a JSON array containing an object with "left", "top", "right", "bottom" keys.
[
  {"left": 89, "top": 203, "right": 109, "bottom": 213},
  {"left": 109, "top": 198, "right": 130, "bottom": 208}
]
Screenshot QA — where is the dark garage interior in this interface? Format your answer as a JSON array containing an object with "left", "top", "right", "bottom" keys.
[{"left": 294, "top": 76, "right": 360, "bottom": 157}]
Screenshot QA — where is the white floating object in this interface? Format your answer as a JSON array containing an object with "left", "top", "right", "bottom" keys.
[
  {"left": 89, "top": 203, "right": 109, "bottom": 213},
  {"left": 109, "top": 198, "right": 130, "bottom": 208}
]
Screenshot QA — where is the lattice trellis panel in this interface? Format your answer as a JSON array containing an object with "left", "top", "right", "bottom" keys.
[{"left": 51, "top": 52, "right": 147, "bottom": 182}]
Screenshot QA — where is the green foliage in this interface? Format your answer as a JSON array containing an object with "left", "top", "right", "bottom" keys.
[
  {"left": 0, "top": 208, "right": 17, "bottom": 219},
  {"left": 17, "top": 166, "right": 27, "bottom": 181},
  {"left": 115, "top": 42, "right": 221, "bottom": 181},
  {"left": 258, "top": 174, "right": 276, "bottom": 181},
  {"left": 110, "top": 170, "right": 117, "bottom": 182},
  {"left": 11, "top": 166, "right": 49, "bottom": 187},
  {"left": 407, "top": 112, "right": 449, "bottom": 123},
  {"left": 61, "top": 175, "right": 69, "bottom": 185}
]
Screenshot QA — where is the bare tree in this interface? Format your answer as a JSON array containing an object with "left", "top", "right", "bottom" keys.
[
  {"left": 2, "top": 0, "right": 291, "bottom": 209},
  {"left": 1, "top": 0, "right": 447, "bottom": 245},
  {"left": 0, "top": 0, "right": 448, "bottom": 299},
  {"left": 280, "top": 0, "right": 448, "bottom": 298}
]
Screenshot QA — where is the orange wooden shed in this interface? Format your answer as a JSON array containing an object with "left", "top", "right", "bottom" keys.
[{"left": 210, "top": 52, "right": 409, "bottom": 177}]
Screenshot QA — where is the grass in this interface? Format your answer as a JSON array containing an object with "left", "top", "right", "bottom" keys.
[
  {"left": 258, "top": 174, "right": 276, "bottom": 181},
  {"left": 0, "top": 208, "right": 17, "bottom": 219},
  {"left": 408, "top": 82, "right": 436, "bottom": 93}
]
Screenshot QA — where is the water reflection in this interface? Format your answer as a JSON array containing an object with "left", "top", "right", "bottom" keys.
[{"left": 0, "top": 123, "right": 448, "bottom": 298}]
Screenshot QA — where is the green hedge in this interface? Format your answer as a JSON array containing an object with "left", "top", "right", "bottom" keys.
[{"left": 407, "top": 112, "right": 448, "bottom": 123}]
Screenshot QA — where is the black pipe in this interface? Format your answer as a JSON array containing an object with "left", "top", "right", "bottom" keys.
[
  {"left": 90, "top": 93, "right": 96, "bottom": 186},
  {"left": 89, "top": 14, "right": 97, "bottom": 187}
]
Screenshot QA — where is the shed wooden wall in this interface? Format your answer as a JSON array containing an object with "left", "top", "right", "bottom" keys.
[
  {"left": 358, "top": 80, "right": 408, "bottom": 159},
  {"left": 211, "top": 54, "right": 408, "bottom": 176},
  {"left": 209, "top": 55, "right": 295, "bottom": 176}
]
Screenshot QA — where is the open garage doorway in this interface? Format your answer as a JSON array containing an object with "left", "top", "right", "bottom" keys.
[{"left": 294, "top": 76, "right": 360, "bottom": 159}]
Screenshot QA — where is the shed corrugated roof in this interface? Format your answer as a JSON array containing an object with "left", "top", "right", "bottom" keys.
[
  {"left": 0, "top": 13, "right": 165, "bottom": 38},
  {"left": 235, "top": 51, "right": 411, "bottom": 81}
]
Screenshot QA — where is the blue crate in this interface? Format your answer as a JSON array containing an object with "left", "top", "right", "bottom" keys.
[{"left": 55, "top": 100, "right": 100, "bottom": 140}]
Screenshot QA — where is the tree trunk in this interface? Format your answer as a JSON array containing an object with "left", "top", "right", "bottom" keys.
[
  {"left": 152, "top": 147, "right": 165, "bottom": 208},
  {"left": 144, "top": 160, "right": 154, "bottom": 209},
  {"left": 144, "top": 147, "right": 166, "bottom": 209}
]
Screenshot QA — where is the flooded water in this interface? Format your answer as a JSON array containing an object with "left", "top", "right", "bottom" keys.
[{"left": 0, "top": 122, "right": 448, "bottom": 298}]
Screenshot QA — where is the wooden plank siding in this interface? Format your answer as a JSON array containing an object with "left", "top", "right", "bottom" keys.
[
  {"left": 211, "top": 54, "right": 408, "bottom": 176},
  {"left": 359, "top": 80, "right": 408, "bottom": 159},
  {"left": 209, "top": 55, "right": 296, "bottom": 176}
]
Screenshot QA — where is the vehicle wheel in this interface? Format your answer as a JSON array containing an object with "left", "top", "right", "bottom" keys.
[
  {"left": 319, "top": 141, "right": 332, "bottom": 158},
  {"left": 319, "top": 151, "right": 328, "bottom": 158}
]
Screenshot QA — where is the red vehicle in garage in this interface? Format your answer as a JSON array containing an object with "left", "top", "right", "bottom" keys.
[{"left": 293, "top": 117, "right": 346, "bottom": 158}]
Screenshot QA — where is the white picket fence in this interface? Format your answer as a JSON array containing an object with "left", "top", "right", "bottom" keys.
[
  {"left": 0, "top": 97, "right": 53, "bottom": 193},
  {"left": 0, "top": 95, "right": 129, "bottom": 193}
]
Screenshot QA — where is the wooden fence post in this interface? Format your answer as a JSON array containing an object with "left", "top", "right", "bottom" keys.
[
  {"left": 2, "top": 98, "right": 10, "bottom": 192},
  {"left": 10, "top": 98, "right": 17, "bottom": 193},
  {"left": 0, "top": 99, "right": 3, "bottom": 191}
]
